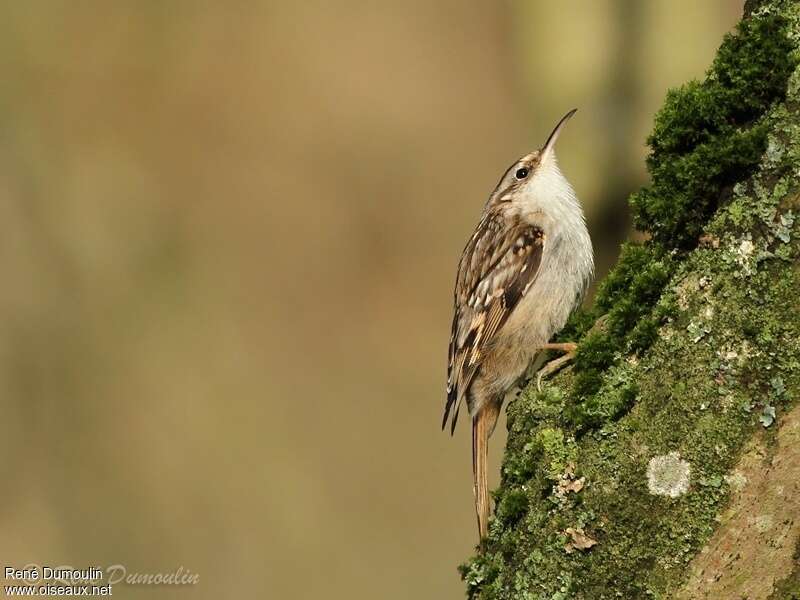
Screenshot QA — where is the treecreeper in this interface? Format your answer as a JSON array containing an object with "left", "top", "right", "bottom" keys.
[{"left": 443, "top": 109, "right": 594, "bottom": 544}]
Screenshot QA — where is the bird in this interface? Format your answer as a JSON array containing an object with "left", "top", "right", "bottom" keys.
[{"left": 443, "top": 109, "right": 594, "bottom": 544}]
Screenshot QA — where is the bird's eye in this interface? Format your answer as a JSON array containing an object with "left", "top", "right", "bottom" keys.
[{"left": 515, "top": 167, "right": 529, "bottom": 180}]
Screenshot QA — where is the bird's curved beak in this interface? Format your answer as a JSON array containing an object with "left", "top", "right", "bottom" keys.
[{"left": 540, "top": 108, "right": 577, "bottom": 163}]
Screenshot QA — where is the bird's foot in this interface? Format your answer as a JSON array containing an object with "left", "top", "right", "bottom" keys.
[
  {"left": 533, "top": 316, "right": 609, "bottom": 391},
  {"left": 536, "top": 342, "right": 577, "bottom": 391}
]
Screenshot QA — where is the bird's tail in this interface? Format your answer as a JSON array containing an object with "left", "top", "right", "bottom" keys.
[{"left": 472, "top": 403, "right": 500, "bottom": 544}]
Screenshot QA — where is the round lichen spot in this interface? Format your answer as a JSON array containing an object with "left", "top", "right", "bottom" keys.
[{"left": 646, "top": 451, "right": 691, "bottom": 497}]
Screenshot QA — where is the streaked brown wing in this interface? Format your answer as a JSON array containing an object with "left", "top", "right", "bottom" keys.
[{"left": 444, "top": 216, "right": 544, "bottom": 433}]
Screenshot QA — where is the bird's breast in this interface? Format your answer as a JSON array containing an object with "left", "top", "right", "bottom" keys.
[{"left": 500, "top": 230, "right": 592, "bottom": 351}]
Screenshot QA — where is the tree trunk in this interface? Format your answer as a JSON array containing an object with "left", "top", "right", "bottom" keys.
[{"left": 460, "top": 1, "right": 800, "bottom": 597}]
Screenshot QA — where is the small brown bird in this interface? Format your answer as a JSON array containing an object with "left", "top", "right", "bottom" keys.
[{"left": 443, "top": 109, "right": 594, "bottom": 543}]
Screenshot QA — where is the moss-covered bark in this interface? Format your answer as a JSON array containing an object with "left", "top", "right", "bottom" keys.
[{"left": 459, "top": 1, "right": 800, "bottom": 597}]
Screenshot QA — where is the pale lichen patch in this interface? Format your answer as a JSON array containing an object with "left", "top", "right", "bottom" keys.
[
  {"left": 734, "top": 236, "right": 757, "bottom": 275},
  {"left": 647, "top": 451, "right": 691, "bottom": 498}
]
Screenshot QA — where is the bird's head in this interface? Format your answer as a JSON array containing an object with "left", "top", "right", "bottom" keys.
[{"left": 487, "top": 109, "right": 578, "bottom": 216}]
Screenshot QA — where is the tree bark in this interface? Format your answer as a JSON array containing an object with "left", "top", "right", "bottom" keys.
[{"left": 460, "top": 1, "right": 800, "bottom": 598}]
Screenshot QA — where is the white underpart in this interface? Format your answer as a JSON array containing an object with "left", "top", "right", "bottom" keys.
[
  {"left": 483, "top": 152, "right": 594, "bottom": 396},
  {"left": 520, "top": 153, "right": 590, "bottom": 249}
]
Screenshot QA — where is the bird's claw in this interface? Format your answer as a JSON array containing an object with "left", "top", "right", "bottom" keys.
[{"left": 534, "top": 347, "right": 577, "bottom": 392}]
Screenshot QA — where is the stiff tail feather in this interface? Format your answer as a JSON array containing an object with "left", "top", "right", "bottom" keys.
[{"left": 472, "top": 403, "right": 500, "bottom": 544}]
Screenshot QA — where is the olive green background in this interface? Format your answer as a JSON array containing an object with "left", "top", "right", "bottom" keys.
[{"left": 0, "top": 2, "right": 739, "bottom": 598}]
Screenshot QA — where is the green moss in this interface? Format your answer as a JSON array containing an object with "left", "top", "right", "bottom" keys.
[
  {"left": 562, "top": 243, "right": 676, "bottom": 421},
  {"left": 494, "top": 487, "right": 529, "bottom": 526},
  {"left": 533, "top": 428, "right": 578, "bottom": 481},
  {"left": 568, "top": 330, "right": 615, "bottom": 400},
  {"left": 632, "top": 11, "right": 795, "bottom": 249},
  {"left": 554, "top": 3, "right": 797, "bottom": 433},
  {"left": 461, "top": 2, "right": 800, "bottom": 597},
  {"left": 565, "top": 377, "right": 638, "bottom": 431}
]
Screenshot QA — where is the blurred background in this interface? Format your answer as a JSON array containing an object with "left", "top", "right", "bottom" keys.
[{"left": 0, "top": 1, "right": 740, "bottom": 598}]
